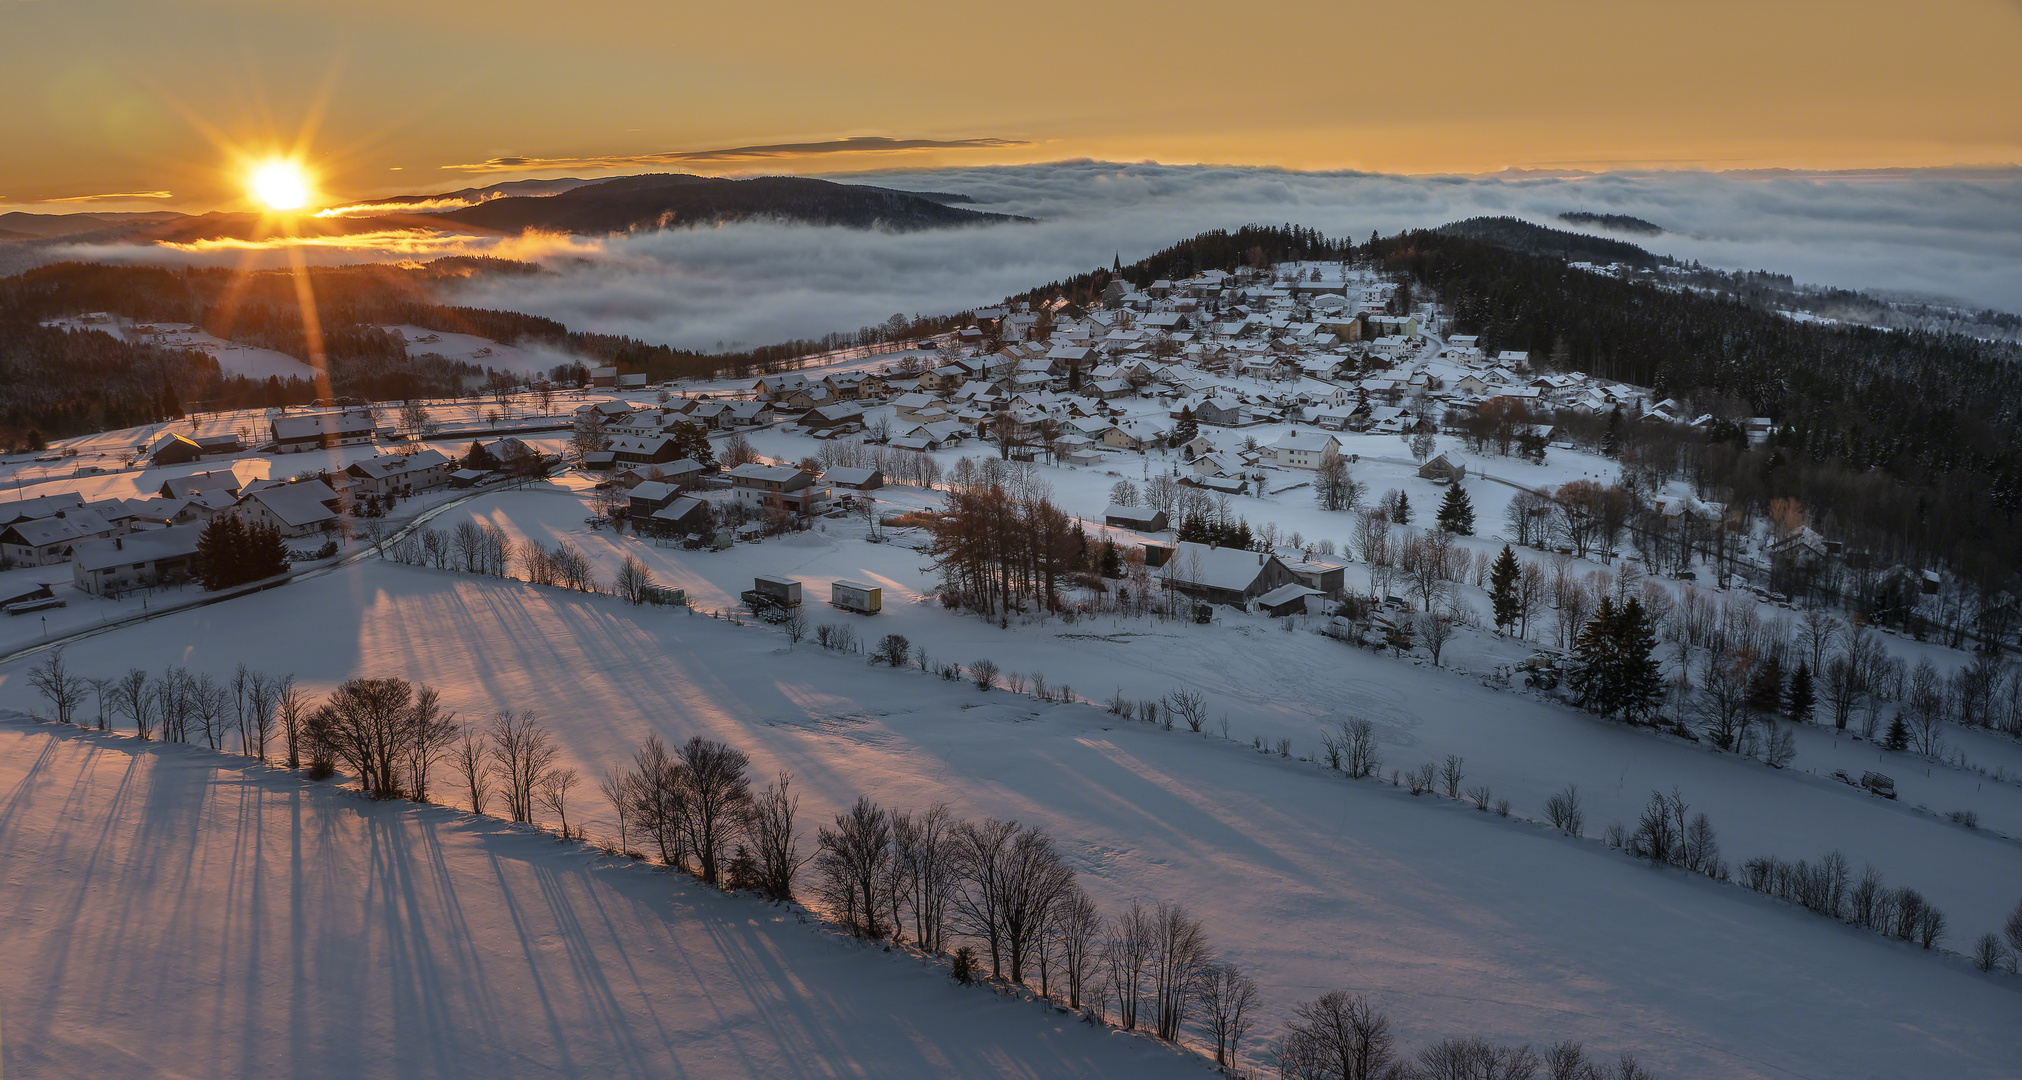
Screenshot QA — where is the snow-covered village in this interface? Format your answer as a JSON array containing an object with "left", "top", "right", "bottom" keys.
[
  {"left": 5, "top": 5, "right": 2022, "bottom": 1071},
  {"left": 0, "top": 239, "right": 2019, "bottom": 1080}
]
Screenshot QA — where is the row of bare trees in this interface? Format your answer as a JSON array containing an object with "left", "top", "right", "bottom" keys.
[
  {"left": 1274, "top": 990, "right": 1657, "bottom": 1080},
  {"left": 598, "top": 727, "right": 1265, "bottom": 1067},
  {"left": 28, "top": 650, "right": 314, "bottom": 765}
]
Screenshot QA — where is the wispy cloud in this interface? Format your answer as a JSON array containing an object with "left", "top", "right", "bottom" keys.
[
  {"left": 444, "top": 136, "right": 1031, "bottom": 174},
  {"left": 38, "top": 190, "right": 174, "bottom": 203},
  {"left": 314, "top": 194, "right": 505, "bottom": 218}
]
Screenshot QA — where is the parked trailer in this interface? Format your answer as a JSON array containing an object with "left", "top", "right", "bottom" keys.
[
  {"left": 831, "top": 579, "right": 882, "bottom": 614},
  {"left": 740, "top": 574, "right": 802, "bottom": 611}
]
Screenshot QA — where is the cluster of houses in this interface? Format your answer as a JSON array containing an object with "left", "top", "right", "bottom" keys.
[
  {"left": 2, "top": 445, "right": 460, "bottom": 598},
  {"left": 561, "top": 265, "right": 1729, "bottom": 503}
]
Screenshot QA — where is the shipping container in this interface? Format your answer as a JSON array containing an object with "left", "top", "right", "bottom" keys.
[{"left": 831, "top": 579, "right": 882, "bottom": 614}]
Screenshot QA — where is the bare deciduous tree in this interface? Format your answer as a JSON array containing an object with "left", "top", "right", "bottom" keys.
[
  {"left": 27, "top": 648, "right": 86, "bottom": 726},
  {"left": 490, "top": 710, "right": 559, "bottom": 823},
  {"left": 1199, "top": 962, "right": 1259, "bottom": 1066},
  {"left": 814, "top": 795, "right": 893, "bottom": 938},
  {"left": 537, "top": 767, "right": 581, "bottom": 837},
  {"left": 457, "top": 727, "right": 493, "bottom": 815},
  {"left": 1148, "top": 901, "right": 1212, "bottom": 1041},
  {"left": 745, "top": 770, "right": 803, "bottom": 903},
  {"left": 676, "top": 736, "right": 753, "bottom": 884},
  {"left": 1274, "top": 990, "right": 1394, "bottom": 1080}
]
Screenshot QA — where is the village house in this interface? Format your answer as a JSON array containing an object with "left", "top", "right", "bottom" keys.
[
  {"left": 1, "top": 508, "right": 116, "bottom": 566},
  {"left": 1103, "top": 504, "right": 1170, "bottom": 532},
  {"left": 0, "top": 492, "right": 85, "bottom": 526},
  {"left": 823, "top": 466, "right": 883, "bottom": 491},
  {"left": 1417, "top": 453, "right": 1467, "bottom": 484},
  {"left": 71, "top": 524, "right": 205, "bottom": 596},
  {"left": 145, "top": 431, "right": 205, "bottom": 467},
  {"left": 726, "top": 463, "right": 825, "bottom": 514},
  {"left": 1157, "top": 541, "right": 1299, "bottom": 608},
  {"left": 232, "top": 479, "right": 343, "bottom": 538},
  {"left": 270, "top": 408, "right": 377, "bottom": 453},
  {"left": 1267, "top": 431, "right": 1343, "bottom": 470},
  {"left": 345, "top": 449, "right": 451, "bottom": 497}
]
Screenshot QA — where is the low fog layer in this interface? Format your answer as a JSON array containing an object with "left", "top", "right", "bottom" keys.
[{"left": 46, "top": 163, "right": 2022, "bottom": 352}]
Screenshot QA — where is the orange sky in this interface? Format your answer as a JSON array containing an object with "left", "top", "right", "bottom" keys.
[{"left": 3, "top": 0, "right": 2019, "bottom": 212}]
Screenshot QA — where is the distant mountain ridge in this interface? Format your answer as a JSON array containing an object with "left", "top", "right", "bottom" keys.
[{"left": 0, "top": 173, "right": 1024, "bottom": 255}]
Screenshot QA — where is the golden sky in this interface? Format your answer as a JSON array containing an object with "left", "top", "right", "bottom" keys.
[{"left": 3, "top": 0, "right": 2019, "bottom": 211}]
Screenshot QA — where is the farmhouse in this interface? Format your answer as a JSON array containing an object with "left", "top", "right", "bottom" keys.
[
  {"left": 1102, "top": 504, "right": 1170, "bottom": 532},
  {"left": 823, "top": 466, "right": 883, "bottom": 491},
  {"left": 727, "top": 463, "right": 825, "bottom": 514},
  {"left": 0, "top": 509, "right": 116, "bottom": 566},
  {"left": 1268, "top": 431, "right": 1342, "bottom": 470},
  {"left": 233, "top": 480, "right": 342, "bottom": 538},
  {"left": 345, "top": 449, "right": 451, "bottom": 496},
  {"left": 1159, "top": 541, "right": 1298, "bottom": 607},
  {"left": 271, "top": 408, "right": 376, "bottom": 453},
  {"left": 71, "top": 524, "right": 205, "bottom": 597}
]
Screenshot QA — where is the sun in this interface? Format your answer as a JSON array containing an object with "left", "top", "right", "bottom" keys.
[{"left": 249, "top": 159, "right": 312, "bottom": 211}]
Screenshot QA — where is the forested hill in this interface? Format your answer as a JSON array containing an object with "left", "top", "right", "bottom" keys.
[
  {"left": 424, "top": 174, "right": 1023, "bottom": 235},
  {"left": 1435, "top": 217, "right": 1670, "bottom": 268},
  {"left": 0, "top": 259, "right": 967, "bottom": 445},
  {"left": 1368, "top": 227, "right": 2022, "bottom": 579}
]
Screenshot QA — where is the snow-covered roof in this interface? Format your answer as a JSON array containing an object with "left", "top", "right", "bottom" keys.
[{"left": 72, "top": 523, "right": 204, "bottom": 573}]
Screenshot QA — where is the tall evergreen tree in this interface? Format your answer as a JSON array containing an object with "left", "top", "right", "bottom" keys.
[
  {"left": 1171, "top": 406, "right": 1198, "bottom": 448},
  {"left": 243, "top": 520, "right": 290, "bottom": 580},
  {"left": 1786, "top": 661, "right": 1815, "bottom": 724},
  {"left": 1435, "top": 485, "right": 1475, "bottom": 535},
  {"left": 194, "top": 514, "right": 247, "bottom": 590},
  {"left": 1746, "top": 655, "right": 1785, "bottom": 720},
  {"left": 1884, "top": 714, "right": 1911, "bottom": 752},
  {"left": 1488, "top": 544, "right": 1521, "bottom": 634},
  {"left": 1567, "top": 597, "right": 1662, "bottom": 722}
]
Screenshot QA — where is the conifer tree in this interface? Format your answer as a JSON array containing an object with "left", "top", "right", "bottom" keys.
[
  {"left": 1786, "top": 661, "right": 1815, "bottom": 724},
  {"left": 1172, "top": 406, "right": 1198, "bottom": 448},
  {"left": 1435, "top": 485, "right": 1475, "bottom": 535},
  {"left": 1567, "top": 597, "right": 1662, "bottom": 722},
  {"left": 194, "top": 514, "right": 247, "bottom": 590},
  {"left": 1488, "top": 544, "right": 1521, "bottom": 634}
]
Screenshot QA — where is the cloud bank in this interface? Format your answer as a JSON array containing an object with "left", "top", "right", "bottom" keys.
[
  {"left": 444, "top": 162, "right": 2022, "bottom": 351},
  {"left": 445, "top": 136, "right": 1033, "bottom": 174},
  {"left": 29, "top": 162, "right": 2022, "bottom": 354}
]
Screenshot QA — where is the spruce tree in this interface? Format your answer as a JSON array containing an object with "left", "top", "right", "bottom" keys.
[
  {"left": 1602, "top": 405, "right": 1624, "bottom": 456},
  {"left": 243, "top": 521, "right": 290, "bottom": 580},
  {"left": 1172, "top": 406, "right": 1198, "bottom": 448},
  {"left": 1488, "top": 544, "right": 1521, "bottom": 634},
  {"left": 1884, "top": 714, "right": 1910, "bottom": 752},
  {"left": 466, "top": 440, "right": 496, "bottom": 470},
  {"left": 1613, "top": 598, "right": 1664, "bottom": 723},
  {"left": 1786, "top": 661, "right": 1815, "bottom": 724},
  {"left": 1567, "top": 597, "right": 1619, "bottom": 715},
  {"left": 194, "top": 514, "right": 247, "bottom": 591},
  {"left": 1435, "top": 485, "right": 1475, "bottom": 535},
  {"left": 1566, "top": 597, "right": 1662, "bottom": 722}
]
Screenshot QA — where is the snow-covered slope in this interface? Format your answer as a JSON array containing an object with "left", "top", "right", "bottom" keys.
[
  {"left": 3, "top": 562, "right": 2017, "bottom": 1078},
  {"left": 0, "top": 719, "right": 1200, "bottom": 1080}
]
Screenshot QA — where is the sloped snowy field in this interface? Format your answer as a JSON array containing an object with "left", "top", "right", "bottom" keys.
[
  {"left": 2, "top": 560, "right": 2018, "bottom": 1078},
  {"left": 0, "top": 720, "right": 1205, "bottom": 1080}
]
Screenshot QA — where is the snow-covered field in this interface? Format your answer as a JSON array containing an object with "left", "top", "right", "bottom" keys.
[
  {"left": 3, "top": 552, "right": 2018, "bottom": 1078},
  {"left": 0, "top": 719, "right": 1201, "bottom": 1080},
  {"left": 44, "top": 315, "right": 317, "bottom": 380},
  {"left": 3, "top": 342, "right": 2019, "bottom": 1078}
]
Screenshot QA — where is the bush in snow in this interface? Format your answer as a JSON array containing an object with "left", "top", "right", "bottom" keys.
[
  {"left": 871, "top": 634, "right": 911, "bottom": 666},
  {"left": 1544, "top": 784, "right": 1584, "bottom": 836},
  {"left": 969, "top": 659, "right": 999, "bottom": 690}
]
